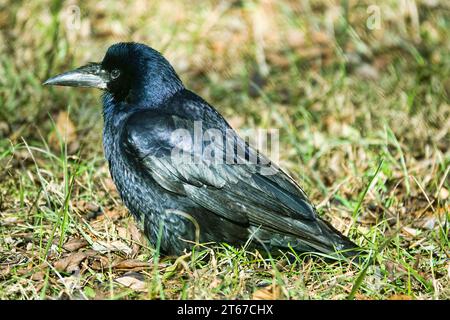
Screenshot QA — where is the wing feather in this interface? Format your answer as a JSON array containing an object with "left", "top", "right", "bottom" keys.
[{"left": 123, "top": 112, "right": 322, "bottom": 238}]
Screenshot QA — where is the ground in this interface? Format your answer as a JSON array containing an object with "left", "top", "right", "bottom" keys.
[{"left": 0, "top": 0, "right": 449, "bottom": 300}]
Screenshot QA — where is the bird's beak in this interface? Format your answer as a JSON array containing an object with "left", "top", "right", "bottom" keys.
[{"left": 43, "top": 63, "right": 109, "bottom": 89}]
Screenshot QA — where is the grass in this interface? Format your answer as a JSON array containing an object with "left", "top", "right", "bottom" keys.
[{"left": 0, "top": 0, "right": 449, "bottom": 300}]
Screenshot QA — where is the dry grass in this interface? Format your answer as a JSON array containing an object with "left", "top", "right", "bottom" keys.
[{"left": 0, "top": 0, "right": 449, "bottom": 300}]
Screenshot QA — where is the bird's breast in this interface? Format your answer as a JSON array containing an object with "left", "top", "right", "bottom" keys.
[{"left": 102, "top": 119, "right": 155, "bottom": 222}]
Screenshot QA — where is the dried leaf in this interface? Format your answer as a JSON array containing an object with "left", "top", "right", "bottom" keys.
[
  {"left": 115, "top": 273, "right": 148, "bottom": 292},
  {"left": 92, "top": 240, "right": 132, "bottom": 255},
  {"left": 88, "top": 255, "right": 110, "bottom": 271},
  {"left": 402, "top": 226, "right": 421, "bottom": 238},
  {"left": 63, "top": 238, "right": 89, "bottom": 252},
  {"left": 113, "top": 259, "right": 151, "bottom": 271},
  {"left": 31, "top": 271, "right": 46, "bottom": 281},
  {"left": 127, "top": 223, "right": 145, "bottom": 256},
  {"left": 421, "top": 216, "right": 437, "bottom": 230},
  {"left": 128, "top": 223, "right": 144, "bottom": 242},
  {"left": 54, "top": 251, "right": 95, "bottom": 273},
  {"left": 74, "top": 201, "right": 102, "bottom": 219},
  {"left": 415, "top": 206, "right": 447, "bottom": 230},
  {"left": 252, "top": 284, "right": 281, "bottom": 300}
]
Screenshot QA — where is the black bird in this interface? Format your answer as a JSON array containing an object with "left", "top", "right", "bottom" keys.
[{"left": 44, "top": 42, "right": 359, "bottom": 259}]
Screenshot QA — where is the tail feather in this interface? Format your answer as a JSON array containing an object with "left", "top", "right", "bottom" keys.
[
  {"left": 315, "top": 218, "right": 360, "bottom": 259},
  {"left": 250, "top": 217, "right": 361, "bottom": 261}
]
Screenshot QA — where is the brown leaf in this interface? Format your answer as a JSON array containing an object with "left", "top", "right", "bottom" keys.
[
  {"left": 252, "top": 284, "right": 281, "bottom": 300},
  {"left": 115, "top": 273, "right": 148, "bottom": 292},
  {"left": 113, "top": 259, "right": 151, "bottom": 271},
  {"left": 31, "top": 271, "right": 46, "bottom": 281},
  {"left": 402, "top": 226, "right": 421, "bottom": 238},
  {"left": 48, "top": 111, "right": 79, "bottom": 153},
  {"left": 88, "top": 255, "right": 110, "bottom": 271},
  {"left": 63, "top": 238, "right": 89, "bottom": 252},
  {"left": 128, "top": 223, "right": 145, "bottom": 256},
  {"left": 74, "top": 201, "right": 102, "bottom": 219},
  {"left": 415, "top": 206, "right": 448, "bottom": 231},
  {"left": 92, "top": 240, "right": 132, "bottom": 255},
  {"left": 54, "top": 251, "right": 95, "bottom": 273},
  {"left": 128, "top": 223, "right": 144, "bottom": 242}
]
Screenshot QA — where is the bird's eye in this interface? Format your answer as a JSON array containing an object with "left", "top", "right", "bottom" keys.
[{"left": 111, "top": 69, "right": 120, "bottom": 80}]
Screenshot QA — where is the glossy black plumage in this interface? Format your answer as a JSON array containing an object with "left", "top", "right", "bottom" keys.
[{"left": 45, "top": 42, "right": 359, "bottom": 259}]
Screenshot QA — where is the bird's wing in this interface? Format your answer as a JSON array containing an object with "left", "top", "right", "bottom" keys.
[{"left": 122, "top": 110, "right": 353, "bottom": 253}]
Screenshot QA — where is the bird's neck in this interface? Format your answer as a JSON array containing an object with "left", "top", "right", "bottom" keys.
[{"left": 133, "top": 72, "right": 185, "bottom": 108}]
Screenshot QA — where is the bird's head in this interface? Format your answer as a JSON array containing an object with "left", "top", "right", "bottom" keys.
[{"left": 44, "top": 42, "right": 184, "bottom": 107}]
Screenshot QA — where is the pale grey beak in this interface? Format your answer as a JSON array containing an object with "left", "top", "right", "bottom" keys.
[{"left": 43, "top": 63, "right": 109, "bottom": 89}]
